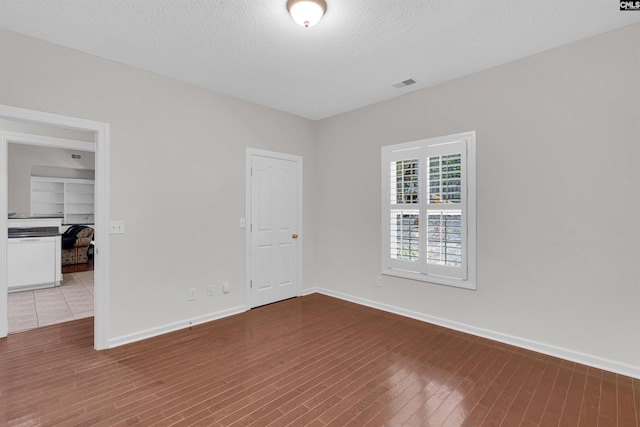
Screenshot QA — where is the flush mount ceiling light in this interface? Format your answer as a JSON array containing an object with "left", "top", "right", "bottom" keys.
[{"left": 287, "top": 0, "right": 327, "bottom": 28}]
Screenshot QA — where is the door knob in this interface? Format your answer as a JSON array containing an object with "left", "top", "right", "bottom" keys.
[{"left": 292, "top": 233, "right": 298, "bottom": 239}]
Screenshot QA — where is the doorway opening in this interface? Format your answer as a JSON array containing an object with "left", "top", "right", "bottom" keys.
[
  {"left": 0, "top": 104, "right": 110, "bottom": 350},
  {"left": 7, "top": 142, "right": 95, "bottom": 333}
]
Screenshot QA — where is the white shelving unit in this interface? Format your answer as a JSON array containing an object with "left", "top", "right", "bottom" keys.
[
  {"left": 31, "top": 177, "right": 95, "bottom": 225},
  {"left": 30, "top": 178, "right": 64, "bottom": 217}
]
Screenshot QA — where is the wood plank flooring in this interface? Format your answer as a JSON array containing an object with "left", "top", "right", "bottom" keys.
[
  {"left": 61, "top": 258, "right": 94, "bottom": 274},
  {"left": 1, "top": 294, "right": 638, "bottom": 426}
]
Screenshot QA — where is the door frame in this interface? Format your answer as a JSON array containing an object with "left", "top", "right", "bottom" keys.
[
  {"left": 245, "top": 148, "right": 303, "bottom": 309},
  {"left": 0, "top": 104, "right": 110, "bottom": 350}
]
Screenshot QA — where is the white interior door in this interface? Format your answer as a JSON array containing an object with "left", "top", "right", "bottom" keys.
[{"left": 249, "top": 151, "right": 301, "bottom": 308}]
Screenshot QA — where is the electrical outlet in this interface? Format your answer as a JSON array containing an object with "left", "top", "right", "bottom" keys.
[
  {"left": 376, "top": 276, "right": 382, "bottom": 287},
  {"left": 188, "top": 288, "right": 196, "bottom": 301},
  {"left": 207, "top": 285, "right": 214, "bottom": 297}
]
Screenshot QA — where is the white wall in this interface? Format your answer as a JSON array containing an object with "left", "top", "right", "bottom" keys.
[
  {"left": 7, "top": 143, "right": 95, "bottom": 216},
  {"left": 0, "top": 29, "right": 318, "bottom": 339},
  {"left": 314, "top": 24, "right": 640, "bottom": 371},
  {"left": 1, "top": 23, "right": 638, "bottom": 374}
]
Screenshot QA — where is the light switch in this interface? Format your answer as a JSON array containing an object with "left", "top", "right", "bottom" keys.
[
  {"left": 109, "top": 220, "right": 125, "bottom": 234},
  {"left": 240, "top": 218, "right": 246, "bottom": 229}
]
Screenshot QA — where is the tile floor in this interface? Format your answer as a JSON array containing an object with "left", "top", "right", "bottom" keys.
[{"left": 8, "top": 271, "right": 94, "bottom": 333}]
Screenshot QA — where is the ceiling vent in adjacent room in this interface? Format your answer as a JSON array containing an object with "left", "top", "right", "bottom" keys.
[
  {"left": 71, "top": 153, "right": 82, "bottom": 159},
  {"left": 392, "top": 79, "right": 417, "bottom": 89}
]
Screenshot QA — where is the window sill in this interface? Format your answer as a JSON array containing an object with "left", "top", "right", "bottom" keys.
[{"left": 382, "top": 268, "right": 476, "bottom": 290}]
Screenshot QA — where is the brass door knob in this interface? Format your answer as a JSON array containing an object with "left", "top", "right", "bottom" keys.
[{"left": 292, "top": 233, "right": 298, "bottom": 239}]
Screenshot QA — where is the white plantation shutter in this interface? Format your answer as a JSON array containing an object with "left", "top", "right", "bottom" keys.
[
  {"left": 382, "top": 132, "right": 476, "bottom": 289},
  {"left": 425, "top": 141, "right": 466, "bottom": 280},
  {"left": 387, "top": 147, "right": 421, "bottom": 271}
]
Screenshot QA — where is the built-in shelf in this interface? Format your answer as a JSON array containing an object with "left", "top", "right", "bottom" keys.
[{"left": 31, "top": 177, "right": 95, "bottom": 225}]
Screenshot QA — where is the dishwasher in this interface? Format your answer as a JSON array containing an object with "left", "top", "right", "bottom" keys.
[{"left": 8, "top": 223, "right": 62, "bottom": 293}]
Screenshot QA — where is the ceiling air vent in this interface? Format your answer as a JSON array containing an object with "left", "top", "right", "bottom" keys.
[
  {"left": 392, "top": 79, "right": 417, "bottom": 89},
  {"left": 71, "top": 153, "right": 82, "bottom": 159}
]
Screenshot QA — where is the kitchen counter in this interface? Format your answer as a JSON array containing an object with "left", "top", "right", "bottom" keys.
[{"left": 8, "top": 224, "right": 61, "bottom": 238}]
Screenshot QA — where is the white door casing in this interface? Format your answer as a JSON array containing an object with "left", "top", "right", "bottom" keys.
[
  {"left": 246, "top": 149, "right": 302, "bottom": 308},
  {"left": 0, "top": 105, "right": 109, "bottom": 349}
]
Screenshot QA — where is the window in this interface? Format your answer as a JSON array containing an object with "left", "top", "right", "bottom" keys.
[{"left": 382, "top": 131, "right": 476, "bottom": 289}]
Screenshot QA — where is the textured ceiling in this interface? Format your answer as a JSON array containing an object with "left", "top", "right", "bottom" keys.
[{"left": 0, "top": 1, "right": 638, "bottom": 120}]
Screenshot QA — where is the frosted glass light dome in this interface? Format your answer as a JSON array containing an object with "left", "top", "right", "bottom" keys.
[{"left": 287, "top": 0, "right": 327, "bottom": 28}]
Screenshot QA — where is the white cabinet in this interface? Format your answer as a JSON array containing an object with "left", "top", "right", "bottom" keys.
[
  {"left": 31, "top": 177, "right": 94, "bottom": 225},
  {"left": 8, "top": 235, "right": 62, "bottom": 292}
]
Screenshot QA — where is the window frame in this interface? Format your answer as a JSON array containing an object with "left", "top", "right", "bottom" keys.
[{"left": 381, "top": 131, "right": 476, "bottom": 290}]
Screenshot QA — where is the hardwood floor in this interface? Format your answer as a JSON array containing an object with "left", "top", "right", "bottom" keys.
[
  {"left": 61, "top": 258, "right": 94, "bottom": 274},
  {"left": 1, "top": 294, "right": 638, "bottom": 426}
]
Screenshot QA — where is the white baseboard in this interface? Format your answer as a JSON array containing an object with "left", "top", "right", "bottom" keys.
[
  {"left": 108, "top": 305, "right": 246, "bottom": 349},
  {"left": 314, "top": 288, "right": 640, "bottom": 379},
  {"left": 106, "top": 289, "right": 639, "bottom": 379},
  {"left": 301, "top": 287, "right": 319, "bottom": 296}
]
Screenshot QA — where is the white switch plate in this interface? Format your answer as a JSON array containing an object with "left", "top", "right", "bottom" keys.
[
  {"left": 109, "top": 220, "right": 125, "bottom": 234},
  {"left": 240, "top": 218, "right": 246, "bottom": 228}
]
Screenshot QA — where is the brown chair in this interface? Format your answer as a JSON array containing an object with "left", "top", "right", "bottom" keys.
[{"left": 61, "top": 226, "right": 94, "bottom": 265}]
